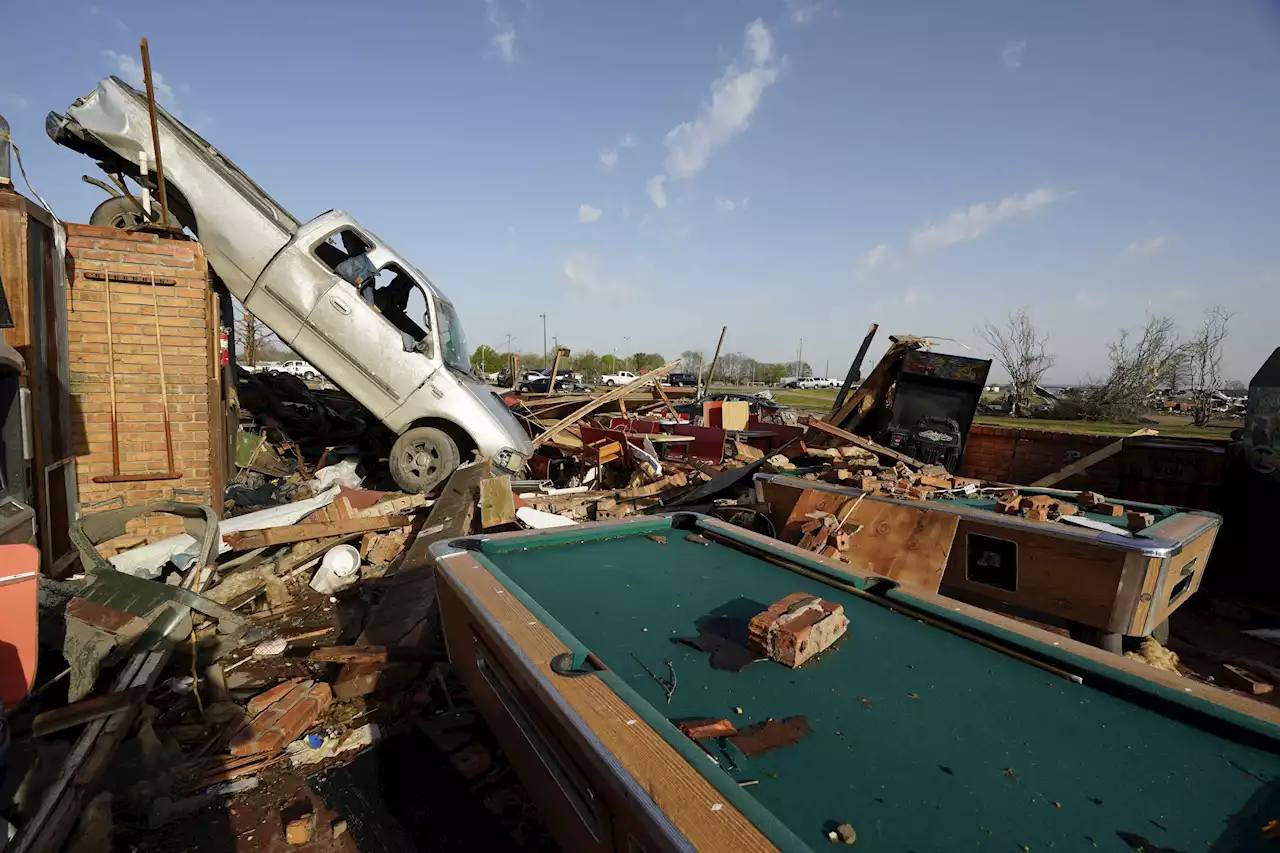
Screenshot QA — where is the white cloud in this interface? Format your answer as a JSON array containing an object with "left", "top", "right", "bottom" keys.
[
  {"left": 484, "top": 0, "right": 517, "bottom": 63},
  {"left": 908, "top": 188, "right": 1063, "bottom": 255},
  {"left": 578, "top": 203, "right": 603, "bottom": 223},
  {"left": 506, "top": 225, "right": 516, "bottom": 235},
  {"left": 619, "top": 133, "right": 636, "bottom": 148},
  {"left": 903, "top": 287, "right": 932, "bottom": 307},
  {"left": 599, "top": 148, "right": 618, "bottom": 169},
  {"left": 647, "top": 175, "right": 668, "bottom": 209},
  {"left": 785, "top": 0, "right": 825, "bottom": 25},
  {"left": 0, "top": 91, "right": 26, "bottom": 109},
  {"left": 104, "top": 50, "right": 179, "bottom": 115},
  {"left": 1002, "top": 40, "right": 1026, "bottom": 70},
  {"left": 89, "top": 6, "right": 127, "bottom": 31},
  {"left": 561, "top": 251, "right": 632, "bottom": 298},
  {"left": 662, "top": 19, "right": 781, "bottom": 181},
  {"left": 1124, "top": 236, "right": 1169, "bottom": 257},
  {"left": 715, "top": 196, "right": 750, "bottom": 214},
  {"left": 854, "top": 244, "right": 892, "bottom": 280}
]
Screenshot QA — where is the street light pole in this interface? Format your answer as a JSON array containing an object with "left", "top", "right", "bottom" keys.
[
  {"left": 540, "top": 314, "right": 547, "bottom": 365},
  {"left": 623, "top": 336, "right": 631, "bottom": 373}
]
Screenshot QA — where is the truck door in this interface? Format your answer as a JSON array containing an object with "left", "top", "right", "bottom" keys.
[{"left": 254, "top": 215, "right": 434, "bottom": 420}]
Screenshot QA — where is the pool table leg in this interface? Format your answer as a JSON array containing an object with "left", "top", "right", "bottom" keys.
[{"left": 1068, "top": 622, "right": 1124, "bottom": 654}]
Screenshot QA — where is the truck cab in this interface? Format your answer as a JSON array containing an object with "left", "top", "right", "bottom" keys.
[{"left": 47, "top": 76, "right": 532, "bottom": 492}]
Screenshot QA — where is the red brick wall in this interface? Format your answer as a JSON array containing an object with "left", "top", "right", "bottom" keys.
[
  {"left": 66, "top": 224, "right": 216, "bottom": 539},
  {"left": 960, "top": 425, "right": 1118, "bottom": 490}
]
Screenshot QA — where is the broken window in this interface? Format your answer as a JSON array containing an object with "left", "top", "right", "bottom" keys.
[
  {"left": 361, "top": 264, "right": 430, "bottom": 351},
  {"left": 314, "top": 229, "right": 376, "bottom": 289}
]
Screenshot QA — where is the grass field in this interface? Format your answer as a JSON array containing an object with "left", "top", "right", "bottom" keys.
[{"left": 708, "top": 385, "right": 1238, "bottom": 440}]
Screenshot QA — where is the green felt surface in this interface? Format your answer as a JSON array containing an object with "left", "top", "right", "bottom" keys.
[{"left": 475, "top": 521, "right": 1280, "bottom": 853}]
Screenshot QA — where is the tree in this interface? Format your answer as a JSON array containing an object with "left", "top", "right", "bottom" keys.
[
  {"left": 1224, "top": 379, "right": 1247, "bottom": 394},
  {"left": 631, "top": 352, "right": 665, "bottom": 372},
  {"left": 680, "top": 350, "right": 705, "bottom": 375},
  {"left": 235, "top": 309, "right": 272, "bottom": 366},
  {"left": 574, "top": 350, "right": 602, "bottom": 381},
  {"left": 976, "top": 308, "right": 1056, "bottom": 416},
  {"left": 1184, "top": 305, "right": 1233, "bottom": 427},
  {"left": 600, "top": 353, "right": 620, "bottom": 374},
  {"left": 471, "top": 345, "right": 502, "bottom": 374},
  {"left": 1084, "top": 312, "right": 1184, "bottom": 422}
]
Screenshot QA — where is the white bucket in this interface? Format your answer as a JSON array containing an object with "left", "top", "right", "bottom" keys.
[{"left": 310, "top": 544, "right": 361, "bottom": 594}]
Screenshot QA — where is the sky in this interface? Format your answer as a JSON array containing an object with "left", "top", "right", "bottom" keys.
[{"left": 3, "top": 0, "right": 1279, "bottom": 383}]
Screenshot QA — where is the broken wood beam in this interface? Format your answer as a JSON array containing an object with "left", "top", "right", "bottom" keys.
[
  {"left": 803, "top": 416, "right": 924, "bottom": 469},
  {"left": 1029, "top": 429, "right": 1158, "bottom": 488},
  {"left": 223, "top": 515, "right": 411, "bottom": 550},
  {"left": 32, "top": 687, "right": 147, "bottom": 738},
  {"left": 307, "top": 645, "right": 435, "bottom": 665},
  {"left": 532, "top": 360, "right": 680, "bottom": 449}
]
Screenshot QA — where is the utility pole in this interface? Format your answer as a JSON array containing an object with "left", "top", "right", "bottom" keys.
[
  {"left": 623, "top": 336, "right": 631, "bottom": 372},
  {"left": 796, "top": 338, "right": 803, "bottom": 378},
  {"left": 539, "top": 314, "right": 547, "bottom": 365}
]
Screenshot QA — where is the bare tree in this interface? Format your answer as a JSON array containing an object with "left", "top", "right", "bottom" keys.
[
  {"left": 235, "top": 309, "right": 272, "bottom": 366},
  {"left": 976, "top": 308, "right": 1056, "bottom": 416},
  {"left": 1084, "top": 313, "right": 1184, "bottom": 422},
  {"left": 1185, "top": 305, "right": 1233, "bottom": 427}
]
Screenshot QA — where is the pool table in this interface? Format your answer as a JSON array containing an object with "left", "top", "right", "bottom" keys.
[
  {"left": 755, "top": 474, "right": 1221, "bottom": 651},
  {"left": 431, "top": 514, "right": 1279, "bottom": 853}
]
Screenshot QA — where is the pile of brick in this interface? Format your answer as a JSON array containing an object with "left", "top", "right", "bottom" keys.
[
  {"left": 809, "top": 458, "right": 982, "bottom": 501},
  {"left": 230, "top": 678, "right": 333, "bottom": 757}
]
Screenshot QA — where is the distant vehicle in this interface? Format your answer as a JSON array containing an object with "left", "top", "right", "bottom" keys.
[
  {"left": 663, "top": 373, "right": 697, "bottom": 387},
  {"left": 519, "top": 373, "right": 590, "bottom": 394},
  {"left": 601, "top": 370, "right": 638, "bottom": 386},
  {"left": 277, "top": 360, "right": 321, "bottom": 381},
  {"left": 786, "top": 378, "right": 830, "bottom": 390}
]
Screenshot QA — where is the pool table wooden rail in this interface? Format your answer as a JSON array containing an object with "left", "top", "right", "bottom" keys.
[{"left": 431, "top": 515, "right": 1279, "bottom": 853}]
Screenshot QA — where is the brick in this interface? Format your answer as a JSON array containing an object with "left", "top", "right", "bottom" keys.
[
  {"left": 748, "top": 593, "right": 849, "bottom": 668},
  {"left": 1025, "top": 507, "right": 1050, "bottom": 522},
  {"left": 1094, "top": 502, "right": 1125, "bottom": 517},
  {"left": 1126, "top": 511, "right": 1155, "bottom": 532},
  {"left": 244, "top": 678, "right": 302, "bottom": 716}
]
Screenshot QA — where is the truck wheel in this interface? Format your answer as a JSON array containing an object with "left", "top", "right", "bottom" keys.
[
  {"left": 605, "top": 379, "right": 616, "bottom": 386},
  {"left": 390, "top": 427, "right": 459, "bottom": 494},
  {"left": 89, "top": 196, "right": 148, "bottom": 230},
  {"left": 305, "top": 372, "right": 319, "bottom": 381}
]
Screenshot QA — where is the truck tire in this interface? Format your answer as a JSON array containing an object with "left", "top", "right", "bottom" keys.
[
  {"left": 605, "top": 379, "right": 616, "bottom": 386},
  {"left": 89, "top": 196, "right": 148, "bottom": 230},
  {"left": 390, "top": 427, "right": 460, "bottom": 494}
]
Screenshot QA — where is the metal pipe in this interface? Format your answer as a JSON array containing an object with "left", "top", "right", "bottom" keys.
[{"left": 138, "top": 38, "right": 170, "bottom": 228}]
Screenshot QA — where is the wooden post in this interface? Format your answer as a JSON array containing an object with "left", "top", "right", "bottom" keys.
[
  {"left": 546, "top": 347, "right": 569, "bottom": 396},
  {"left": 699, "top": 326, "right": 727, "bottom": 398},
  {"left": 832, "top": 323, "right": 879, "bottom": 413}
]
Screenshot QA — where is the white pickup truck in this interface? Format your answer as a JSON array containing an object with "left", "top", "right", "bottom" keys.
[
  {"left": 48, "top": 76, "right": 532, "bottom": 492},
  {"left": 600, "top": 371, "right": 637, "bottom": 386}
]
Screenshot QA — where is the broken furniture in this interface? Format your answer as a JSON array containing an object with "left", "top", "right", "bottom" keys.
[
  {"left": 64, "top": 500, "right": 247, "bottom": 700},
  {"left": 430, "top": 512, "right": 1280, "bottom": 853},
  {"left": 756, "top": 473, "right": 1221, "bottom": 653},
  {"left": 813, "top": 336, "right": 990, "bottom": 474}
]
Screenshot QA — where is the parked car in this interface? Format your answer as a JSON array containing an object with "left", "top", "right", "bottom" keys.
[
  {"left": 600, "top": 370, "right": 638, "bottom": 386},
  {"left": 277, "top": 360, "right": 320, "bottom": 381},
  {"left": 663, "top": 373, "right": 697, "bottom": 387},
  {"left": 519, "top": 372, "right": 590, "bottom": 394},
  {"left": 49, "top": 76, "right": 532, "bottom": 493}
]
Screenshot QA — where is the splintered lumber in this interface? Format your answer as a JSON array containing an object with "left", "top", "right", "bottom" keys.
[
  {"left": 803, "top": 416, "right": 924, "bottom": 469},
  {"left": 532, "top": 359, "right": 680, "bottom": 449},
  {"left": 32, "top": 687, "right": 147, "bottom": 738},
  {"left": 699, "top": 326, "right": 728, "bottom": 397},
  {"left": 223, "top": 515, "right": 410, "bottom": 550},
  {"left": 308, "top": 645, "right": 434, "bottom": 665},
  {"left": 824, "top": 336, "right": 922, "bottom": 434},
  {"left": 1030, "top": 429, "right": 1158, "bottom": 487},
  {"left": 479, "top": 474, "right": 517, "bottom": 528}
]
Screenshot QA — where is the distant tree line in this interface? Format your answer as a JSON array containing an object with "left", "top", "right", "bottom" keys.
[{"left": 470, "top": 344, "right": 812, "bottom": 386}]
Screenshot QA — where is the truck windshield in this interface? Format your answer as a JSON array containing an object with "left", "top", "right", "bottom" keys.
[{"left": 435, "top": 298, "right": 470, "bottom": 373}]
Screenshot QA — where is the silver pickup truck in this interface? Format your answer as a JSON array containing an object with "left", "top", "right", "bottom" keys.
[{"left": 47, "top": 76, "right": 531, "bottom": 493}]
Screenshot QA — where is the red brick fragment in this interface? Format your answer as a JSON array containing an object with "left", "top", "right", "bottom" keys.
[{"left": 1126, "top": 511, "right": 1155, "bottom": 532}]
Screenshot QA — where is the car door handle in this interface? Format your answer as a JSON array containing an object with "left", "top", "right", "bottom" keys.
[{"left": 330, "top": 297, "right": 351, "bottom": 315}]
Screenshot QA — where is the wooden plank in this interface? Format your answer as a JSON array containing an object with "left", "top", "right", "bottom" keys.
[
  {"left": 823, "top": 338, "right": 915, "bottom": 435},
  {"left": 803, "top": 415, "right": 924, "bottom": 468},
  {"left": 699, "top": 326, "right": 727, "bottom": 398},
  {"left": 532, "top": 360, "right": 680, "bottom": 448},
  {"left": 307, "top": 645, "right": 433, "bottom": 665},
  {"left": 224, "top": 515, "right": 410, "bottom": 550},
  {"left": 1030, "top": 429, "right": 1158, "bottom": 487},
  {"left": 32, "top": 686, "right": 147, "bottom": 738},
  {"left": 479, "top": 474, "right": 516, "bottom": 528}
]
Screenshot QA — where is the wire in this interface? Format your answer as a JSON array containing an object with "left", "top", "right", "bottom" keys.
[{"left": 0, "top": 129, "right": 58, "bottom": 221}]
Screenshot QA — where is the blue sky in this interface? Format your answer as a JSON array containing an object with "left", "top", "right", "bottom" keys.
[{"left": 3, "top": 0, "right": 1279, "bottom": 382}]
